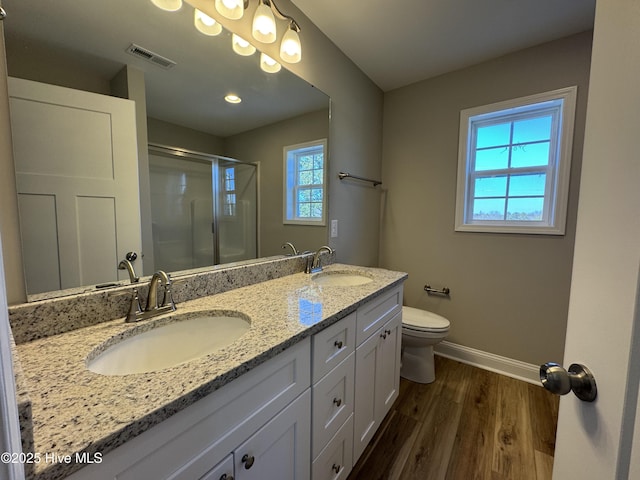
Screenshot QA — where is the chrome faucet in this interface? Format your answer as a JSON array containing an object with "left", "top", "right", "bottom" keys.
[
  {"left": 118, "top": 259, "right": 139, "bottom": 283},
  {"left": 308, "top": 246, "right": 333, "bottom": 273},
  {"left": 281, "top": 242, "right": 299, "bottom": 256}
]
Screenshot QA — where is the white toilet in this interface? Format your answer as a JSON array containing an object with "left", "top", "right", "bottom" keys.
[{"left": 400, "top": 306, "right": 450, "bottom": 384}]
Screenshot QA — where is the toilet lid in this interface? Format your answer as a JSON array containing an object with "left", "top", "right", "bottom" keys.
[{"left": 402, "top": 306, "right": 450, "bottom": 332}]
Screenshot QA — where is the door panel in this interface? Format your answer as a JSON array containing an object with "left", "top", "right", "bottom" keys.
[{"left": 8, "top": 77, "right": 141, "bottom": 293}]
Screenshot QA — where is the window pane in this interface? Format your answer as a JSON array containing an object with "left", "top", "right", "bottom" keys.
[
  {"left": 476, "top": 123, "right": 511, "bottom": 148},
  {"left": 506, "top": 197, "right": 544, "bottom": 221},
  {"left": 513, "top": 115, "right": 552, "bottom": 144},
  {"left": 298, "top": 203, "right": 310, "bottom": 217},
  {"left": 313, "top": 155, "right": 323, "bottom": 169},
  {"left": 475, "top": 147, "right": 509, "bottom": 171},
  {"left": 472, "top": 198, "right": 505, "bottom": 220},
  {"left": 311, "top": 203, "right": 323, "bottom": 218},
  {"left": 509, "top": 174, "right": 546, "bottom": 197},
  {"left": 511, "top": 141, "right": 550, "bottom": 168},
  {"left": 474, "top": 176, "right": 507, "bottom": 198},
  {"left": 298, "top": 155, "right": 313, "bottom": 170},
  {"left": 298, "top": 170, "right": 313, "bottom": 185},
  {"left": 298, "top": 189, "right": 310, "bottom": 202},
  {"left": 311, "top": 188, "right": 323, "bottom": 201},
  {"left": 312, "top": 170, "right": 323, "bottom": 184}
]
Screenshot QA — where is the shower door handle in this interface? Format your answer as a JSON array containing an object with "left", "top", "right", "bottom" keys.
[{"left": 539, "top": 362, "right": 597, "bottom": 402}]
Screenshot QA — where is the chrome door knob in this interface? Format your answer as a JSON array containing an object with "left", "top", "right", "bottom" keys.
[{"left": 540, "top": 362, "right": 597, "bottom": 402}]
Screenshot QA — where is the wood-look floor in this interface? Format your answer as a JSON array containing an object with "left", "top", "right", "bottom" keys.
[{"left": 348, "top": 356, "right": 559, "bottom": 480}]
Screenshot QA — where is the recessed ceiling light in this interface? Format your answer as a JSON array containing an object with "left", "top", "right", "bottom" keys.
[{"left": 225, "top": 94, "right": 242, "bottom": 104}]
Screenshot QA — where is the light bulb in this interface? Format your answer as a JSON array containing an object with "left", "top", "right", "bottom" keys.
[
  {"left": 280, "top": 27, "right": 301, "bottom": 63},
  {"left": 260, "top": 53, "right": 281, "bottom": 73},
  {"left": 150, "top": 0, "right": 182, "bottom": 12},
  {"left": 232, "top": 34, "right": 256, "bottom": 56},
  {"left": 194, "top": 9, "right": 222, "bottom": 36},
  {"left": 215, "top": 0, "right": 243, "bottom": 20},
  {"left": 252, "top": 2, "right": 276, "bottom": 44},
  {"left": 224, "top": 94, "right": 242, "bottom": 104}
]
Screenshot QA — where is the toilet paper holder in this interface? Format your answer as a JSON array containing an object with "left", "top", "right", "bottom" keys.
[{"left": 424, "top": 285, "right": 450, "bottom": 296}]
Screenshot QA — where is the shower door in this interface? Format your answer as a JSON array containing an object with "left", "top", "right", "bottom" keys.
[{"left": 148, "top": 145, "right": 257, "bottom": 272}]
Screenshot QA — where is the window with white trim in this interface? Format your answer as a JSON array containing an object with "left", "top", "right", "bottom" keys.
[
  {"left": 455, "top": 87, "right": 577, "bottom": 235},
  {"left": 222, "top": 166, "right": 236, "bottom": 216},
  {"left": 284, "top": 139, "right": 327, "bottom": 225}
]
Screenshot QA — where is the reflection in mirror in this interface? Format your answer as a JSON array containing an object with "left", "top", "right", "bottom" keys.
[{"left": 3, "top": 0, "right": 330, "bottom": 300}]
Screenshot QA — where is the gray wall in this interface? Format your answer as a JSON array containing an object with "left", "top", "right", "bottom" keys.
[
  {"left": 148, "top": 117, "right": 225, "bottom": 154},
  {"left": 379, "top": 31, "right": 593, "bottom": 365},
  {"left": 225, "top": 109, "right": 329, "bottom": 257}
]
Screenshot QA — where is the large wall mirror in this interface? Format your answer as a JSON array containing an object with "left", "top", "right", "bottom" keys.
[{"left": 3, "top": 0, "right": 330, "bottom": 300}]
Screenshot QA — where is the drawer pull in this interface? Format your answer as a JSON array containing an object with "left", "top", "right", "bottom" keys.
[
  {"left": 333, "top": 397, "right": 342, "bottom": 407},
  {"left": 219, "top": 474, "right": 234, "bottom": 480},
  {"left": 241, "top": 454, "right": 255, "bottom": 469},
  {"left": 334, "top": 340, "right": 343, "bottom": 349},
  {"left": 332, "top": 463, "right": 341, "bottom": 474}
]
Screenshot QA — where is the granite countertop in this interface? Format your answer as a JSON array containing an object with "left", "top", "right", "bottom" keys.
[{"left": 14, "top": 264, "right": 407, "bottom": 480}]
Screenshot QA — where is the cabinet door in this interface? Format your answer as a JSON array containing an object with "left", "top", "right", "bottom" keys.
[
  {"left": 235, "top": 390, "right": 311, "bottom": 480},
  {"left": 353, "top": 330, "right": 381, "bottom": 462},
  {"left": 376, "top": 312, "right": 401, "bottom": 419},
  {"left": 353, "top": 312, "right": 402, "bottom": 463},
  {"left": 200, "top": 454, "right": 234, "bottom": 480}
]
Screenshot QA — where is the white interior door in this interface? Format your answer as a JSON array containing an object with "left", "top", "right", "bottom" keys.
[
  {"left": 552, "top": 1, "right": 640, "bottom": 478},
  {"left": 8, "top": 77, "right": 141, "bottom": 294}
]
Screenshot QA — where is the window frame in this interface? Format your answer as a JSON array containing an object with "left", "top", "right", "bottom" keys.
[
  {"left": 455, "top": 87, "right": 577, "bottom": 235},
  {"left": 283, "top": 139, "right": 327, "bottom": 226}
]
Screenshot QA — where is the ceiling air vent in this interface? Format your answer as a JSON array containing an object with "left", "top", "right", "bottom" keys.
[{"left": 125, "top": 43, "right": 176, "bottom": 69}]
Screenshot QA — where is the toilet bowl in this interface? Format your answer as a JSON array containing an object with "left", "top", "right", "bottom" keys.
[{"left": 400, "top": 306, "right": 450, "bottom": 384}]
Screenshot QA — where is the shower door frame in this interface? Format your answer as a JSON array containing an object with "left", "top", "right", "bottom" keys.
[{"left": 148, "top": 143, "right": 260, "bottom": 266}]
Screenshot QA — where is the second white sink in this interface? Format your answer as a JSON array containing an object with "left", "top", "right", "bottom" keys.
[{"left": 87, "top": 311, "right": 251, "bottom": 375}]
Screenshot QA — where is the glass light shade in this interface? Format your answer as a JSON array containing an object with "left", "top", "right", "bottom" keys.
[
  {"left": 215, "top": 0, "right": 243, "bottom": 20},
  {"left": 280, "top": 28, "right": 301, "bottom": 63},
  {"left": 232, "top": 34, "right": 256, "bottom": 56},
  {"left": 260, "top": 53, "right": 281, "bottom": 73},
  {"left": 194, "top": 9, "right": 222, "bottom": 36},
  {"left": 252, "top": 2, "right": 276, "bottom": 43},
  {"left": 150, "top": 0, "right": 182, "bottom": 12}
]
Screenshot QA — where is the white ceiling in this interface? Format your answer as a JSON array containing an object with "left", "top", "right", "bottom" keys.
[{"left": 291, "top": 0, "right": 596, "bottom": 91}]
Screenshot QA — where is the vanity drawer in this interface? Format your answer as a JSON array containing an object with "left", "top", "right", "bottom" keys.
[
  {"left": 312, "top": 352, "right": 355, "bottom": 459},
  {"left": 356, "top": 285, "right": 402, "bottom": 346},
  {"left": 312, "top": 312, "right": 356, "bottom": 383},
  {"left": 312, "top": 414, "right": 354, "bottom": 480}
]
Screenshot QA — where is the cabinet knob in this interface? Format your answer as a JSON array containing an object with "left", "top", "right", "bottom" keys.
[
  {"left": 334, "top": 340, "right": 343, "bottom": 349},
  {"left": 385, "top": 329, "right": 391, "bottom": 336},
  {"left": 241, "top": 453, "right": 255, "bottom": 469},
  {"left": 219, "top": 474, "right": 234, "bottom": 480},
  {"left": 332, "top": 463, "right": 341, "bottom": 474},
  {"left": 333, "top": 397, "right": 342, "bottom": 407},
  {"left": 380, "top": 332, "right": 387, "bottom": 339}
]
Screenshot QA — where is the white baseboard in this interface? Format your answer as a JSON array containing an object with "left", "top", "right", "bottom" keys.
[{"left": 434, "top": 340, "right": 541, "bottom": 385}]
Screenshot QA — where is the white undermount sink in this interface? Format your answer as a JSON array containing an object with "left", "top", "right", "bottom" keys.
[
  {"left": 87, "top": 311, "right": 251, "bottom": 375},
  {"left": 312, "top": 271, "right": 373, "bottom": 287}
]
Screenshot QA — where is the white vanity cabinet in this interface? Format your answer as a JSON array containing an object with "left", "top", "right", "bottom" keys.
[{"left": 353, "top": 286, "right": 402, "bottom": 462}]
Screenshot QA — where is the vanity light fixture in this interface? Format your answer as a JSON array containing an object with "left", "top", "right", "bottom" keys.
[
  {"left": 194, "top": 9, "right": 223, "bottom": 36},
  {"left": 224, "top": 94, "right": 242, "bottom": 104},
  {"left": 232, "top": 34, "right": 257, "bottom": 56},
  {"left": 260, "top": 53, "right": 281, "bottom": 73},
  {"left": 150, "top": 0, "right": 182, "bottom": 12},
  {"left": 215, "top": 0, "right": 245, "bottom": 20},
  {"left": 280, "top": 24, "right": 301, "bottom": 63}
]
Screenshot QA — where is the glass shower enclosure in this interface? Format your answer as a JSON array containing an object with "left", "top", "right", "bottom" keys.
[{"left": 148, "top": 144, "right": 258, "bottom": 272}]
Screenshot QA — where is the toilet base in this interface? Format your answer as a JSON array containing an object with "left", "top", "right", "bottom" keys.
[{"left": 400, "top": 344, "right": 435, "bottom": 384}]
